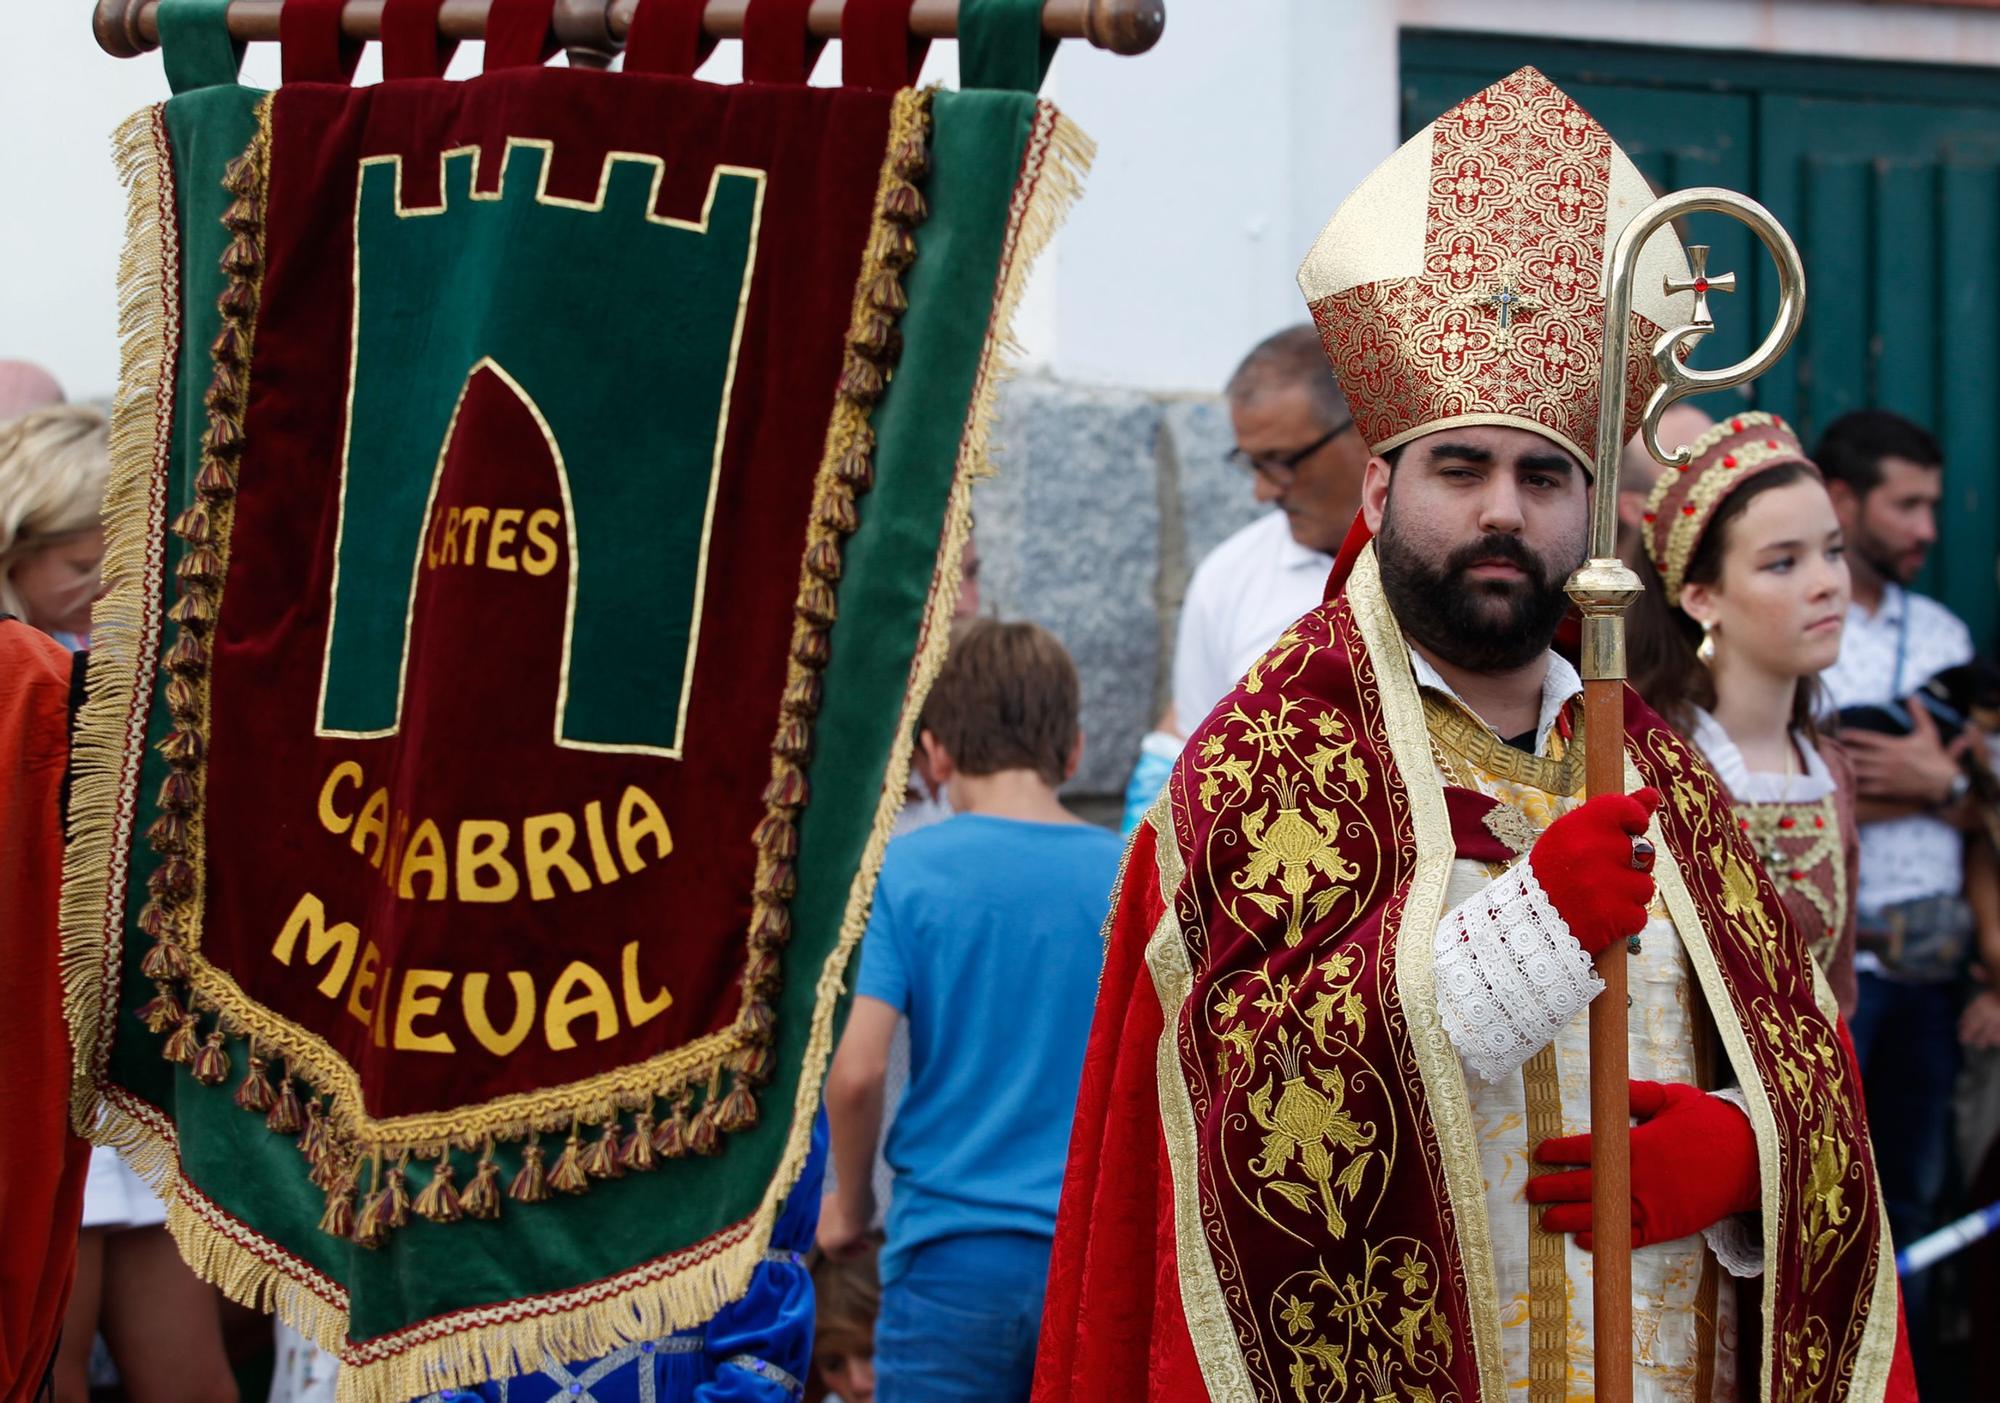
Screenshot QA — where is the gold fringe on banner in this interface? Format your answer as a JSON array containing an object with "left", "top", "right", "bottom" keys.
[{"left": 61, "top": 102, "right": 181, "bottom": 1130}]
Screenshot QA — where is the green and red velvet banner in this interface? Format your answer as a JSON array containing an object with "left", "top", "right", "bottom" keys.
[{"left": 63, "top": 4, "right": 1088, "bottom": 1395}]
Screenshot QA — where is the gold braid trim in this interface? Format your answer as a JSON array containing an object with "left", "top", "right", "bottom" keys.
[{"left": 62, "top": 103, "right": 180, "bottom": 1130}]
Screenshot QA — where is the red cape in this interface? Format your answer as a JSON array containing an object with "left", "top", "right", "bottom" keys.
[{"left": 0, "top": 621, "right": 91, "bottom": 1399}]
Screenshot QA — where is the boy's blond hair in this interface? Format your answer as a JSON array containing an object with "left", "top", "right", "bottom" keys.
[{"left": 919, "top": 619, "right": 1080, "bottom": 787}]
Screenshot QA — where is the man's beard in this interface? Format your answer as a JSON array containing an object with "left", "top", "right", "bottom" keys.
[
  {"left": 1376, "top": 511, "right": 1580, "bottom": 673},
  {"left": 1851, "top": 520, "right": 1920, "bottom": 585}
]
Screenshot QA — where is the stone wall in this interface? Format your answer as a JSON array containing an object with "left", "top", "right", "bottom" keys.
[{"left": 972, "top": 374, "right": 1267, "bottom": 817}]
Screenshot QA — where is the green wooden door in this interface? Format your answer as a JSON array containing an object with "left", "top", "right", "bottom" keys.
[{"left": 1402, "top": 33, "right": 2000, "bottom": 644}]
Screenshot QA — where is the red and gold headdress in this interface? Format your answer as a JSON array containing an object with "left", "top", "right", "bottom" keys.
[
  {"left": 1298, "top": 67, "right": 1697, "bottom": 473},
  {"left": 1641, "top": 410, "right": 1814, "bottom": 603}
]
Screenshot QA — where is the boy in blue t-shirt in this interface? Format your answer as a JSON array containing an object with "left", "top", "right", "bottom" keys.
[{"left": 818, "top": 620, "right": 1122, "bottom": 1403}]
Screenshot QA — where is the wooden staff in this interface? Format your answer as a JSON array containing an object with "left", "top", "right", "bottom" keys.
[
  {"left": 94, "top": 0, "right": 1166, "bottom": 61},
  {"left": 1570, "top": 192, "right": 1806, "bottom": 1402}
]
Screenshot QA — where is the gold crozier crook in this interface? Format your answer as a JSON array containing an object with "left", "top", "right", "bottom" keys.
[{"left": 1566, "top": 187, "right": 1806, "bottom": 1402}]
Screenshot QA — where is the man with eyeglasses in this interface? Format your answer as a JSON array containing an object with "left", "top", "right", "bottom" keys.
[{"left": 1169, "top": 325, "right": 1369, "bottom": 737}]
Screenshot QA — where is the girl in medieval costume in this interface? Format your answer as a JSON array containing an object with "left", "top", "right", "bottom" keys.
[{"left": 1626, "top": 411, "right": 1861, "bottom": 1017}]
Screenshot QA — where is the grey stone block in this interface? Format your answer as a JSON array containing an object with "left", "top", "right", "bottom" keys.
[{"left": 975, "top": 375, "right": 1163, "bottom": 801}]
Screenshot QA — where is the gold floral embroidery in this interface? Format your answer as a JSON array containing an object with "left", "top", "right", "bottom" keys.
[
  {"left": 1265, "top": 1239, "right": 1456, "bottom": 1402},
  {"left": 1249, "top": 1028, "right": 1379, "bottom": 1236}
]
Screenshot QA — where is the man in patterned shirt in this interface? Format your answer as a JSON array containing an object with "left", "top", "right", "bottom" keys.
[{"left": 1818, "top": 407, "right": 1983, "bottom": 1357}]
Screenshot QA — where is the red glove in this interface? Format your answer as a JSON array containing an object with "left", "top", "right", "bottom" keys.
[
  {"left": 1527, "top": 787, "right": 1661, "bottom": 955},
  {"left": 1525, "top": 1080, "right": 1760, "bottom": 1249}
]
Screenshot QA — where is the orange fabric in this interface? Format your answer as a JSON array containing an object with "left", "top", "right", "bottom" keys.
[
  {"left": 1033, "top": 821, "right": 1205, "bottom": 1402},
  {"left": 0, "top": 621, "right": 91, "bottom": 1401}
]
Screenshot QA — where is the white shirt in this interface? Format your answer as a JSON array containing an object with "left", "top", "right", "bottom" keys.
[
  {"left": 1817, "top": 584, "right": 1972, "bottom": 912},
  {"left": 1171, "top": 511, "right": 1333, "bottom": 732}
]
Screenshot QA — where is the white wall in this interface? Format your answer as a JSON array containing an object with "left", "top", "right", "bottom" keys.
[{"left": 8, "top": 0, "right": 2000, "bottom": 402}]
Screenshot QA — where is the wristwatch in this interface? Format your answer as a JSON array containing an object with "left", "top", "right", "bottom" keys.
[{"left": 1943, "top": 771, "right": 1972, "bottom": 808}]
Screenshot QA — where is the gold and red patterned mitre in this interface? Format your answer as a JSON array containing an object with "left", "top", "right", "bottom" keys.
[
  {"left": 1643, "top": 410, "right": 1815, "bottom": 602},
  {"left": 1298, "top": 66, "right": 1696, "bottom": 472}
]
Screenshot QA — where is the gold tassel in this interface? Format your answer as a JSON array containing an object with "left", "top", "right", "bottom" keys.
[
  {"left": 206, "top": 356, "right": 245, "bottom": 409},
  {"left": 157, "top": 725, "right": 204, "bottom": 764},
  {"left": 217, "top": 280, "right": 256, "bottom": 326},
  {"left": 581, "top": 1119, "right": 624, "bottom": 1180},
  {"left": 353, "top": 1188, "right": 393, "bottom": 1249},
  {"left": 687, "top": 1102, "right": 721, "bottom": 1157},
  {"left": 762, "top": 764, "right": 807, "bottom": 810},
  {"left": 743, "top": 1000, "right": 777, "bottom": 1037},
  {"left": 201, "top": 415, "right": 244, "bottom": 457},
  {"left": 865, "top": 269, "right": 909, "bottom": 314},
  {"left": 651, "top": 1098, "right": 689, "bottom": 1158},
  {"left": 413, "top": 1154, "right": 462, "bottom": 1224},
  {"left": 805, "top": 537, "right": 845, "bottom": 581},
  {"left": 221, "top": 195, "right": 259, "bottom": 232},
  {"left": 298, "top": 1099, "right": 331, "bottom": 1178},
  {"left": 157, "top": 768, "right": 198, "bottom": 812},
  {"left": 385, "top": 1156, "right": 412, "bottom": 1229},
  {"left": 799, "top": 580, "right": 837, "bottom": 626},
  {"left": 837, "top": 353, "right": 885, "bottom": 405},
  {"left": 850, "top": 311, "right": 895, "bottom": 357},
  {"left": 221, "top": 153, "right": 258, "bottom": 195},
  {"left": 140, "top": 938, "right": 188, "bottom": 981},
  {"left": 162, "top": 1013, "right": 199, "bottom": 1065},
  {"left": 792, "top": 628, "right": 830, "bottom": 669},
  {"left": 170, "top": 503, "right": 212, "bottom": 544},
  {"left": 145, "top": 812, "right": 189, "bottom": 853},
  {"left": 752, "top": 813, "right": 798, "bottom": 860},
  {"left": 881, "top": 179, "right": 927, "bottom": 225},
  {"left": 890, "top": 134, "right": 929, "bottom": 181},
  {"left": 742, "top": 946, "right": 780, "bottom": 994},
  {"left": 715, "top": 1076, "right": 757, "bottom": 1133},
  {"left": 209, "top": 319, "right": 246, "bottom": 367},
  {"left": 548, "top": 1127, "right": 590, "bottom": 1195},
  {"left": 220, "top": 234, "right": 261, "bottom": 278},
  {"left": 758, "top": 860, "right": 798, "bottom": 903},
  {"left": 871, "top": 224, "right": 917, "bottom": 271},
  {"left": 774, "top": 717, "right": 812, "bottom": 761},
  {"left": 318, "top": 1171, "right": 357, "bottom": 1240},
  {"left": 234, "top": 1048, "right": 275, "bottom": 1113},
  {"left": 164, "top": 595, "right": 213, "bottom": 638},
  {"left": 782, "top": 672, "right": 821, "bottom": 716},
  {"left": 162, "top": 631, "right": 209, "bottom": 676},
  {"left": 194, "top": 456, "right": 237, "bottom": 499},
  {"left": 266, "top": 1073, "right": 304, "bottom": 1135},
  {"left": 146, "top": 855, "right": 194, "bottom": 900},
  {"left": 736, "top": 1041, "right": 776, "bottom": 1083},
  {"left": 137, "top": 985, "right": 184, "bottom": 1034},
  {"left": 750, "top": 903, "right": 790, "bottom": 945},
  {"left": 191, "top": 1029, "right": 231, "bottom": 1086},
  {"left": 833, "top": 445, "right": 874, "bottom": 492},
  {"left": 509, "top": 1138, "right": 552, "bottom": 1203},
  {"left": 175, "top": 544, "right": 224, "bottom": 585},
  {"left": 622, "top": 1111, "right": 656, "bottom": 1173},
  {"left": 813, "top": 490, "right": 860, "bottom": 535},
  {"left": 461, "top": 1146, "right": 503, "bottom": 1220}
]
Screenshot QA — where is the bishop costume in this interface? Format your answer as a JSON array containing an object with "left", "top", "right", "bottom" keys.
[{"left": 1032, "top": 68, "right": 1909, "bottom": 1402}]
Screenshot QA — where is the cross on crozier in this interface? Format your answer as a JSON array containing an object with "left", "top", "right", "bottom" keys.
[{"left": 1664, "top": 244, "right": 1737, "bottom": 328}]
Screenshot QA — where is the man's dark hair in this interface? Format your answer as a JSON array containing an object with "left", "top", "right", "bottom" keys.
[
  {"left": 1224, "top": 325, "right": 1348, "bottom": 430},
  {"left": 1812, "top": 409, "right": 1942, "bottom": 496},
  {"left": 920, "top": 619, "right": 1080, "bottom": 787}
]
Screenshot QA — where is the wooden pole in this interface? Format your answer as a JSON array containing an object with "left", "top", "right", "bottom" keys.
[
  {"left": 93, "top": 0, "right": 1167, "bottom": 60},
  {"left": 1571, "top": 186, "right": 1804, "bottom": 1403}
]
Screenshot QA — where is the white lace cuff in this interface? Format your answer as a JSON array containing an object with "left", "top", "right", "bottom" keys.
[
  {"left": 1434, "top": 861, "right": 1605, "bottom": 1084},
  {"left": 1700, "top": 1087, "right": 1765, "bottom": 1278}
]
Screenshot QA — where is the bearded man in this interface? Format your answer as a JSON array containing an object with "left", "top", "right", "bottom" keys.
[{"left": 1032, "top": 68, "right": 1913, "bottom": 1402}]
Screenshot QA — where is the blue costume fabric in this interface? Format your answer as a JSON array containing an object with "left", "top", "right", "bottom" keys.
[{"left": 416, "top": 1117, "right": 826, "bottom": 1403}]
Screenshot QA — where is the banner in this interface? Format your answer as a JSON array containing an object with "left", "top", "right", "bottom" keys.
[{"left": 63, "top": 34, "right": 1088, "bottom": 1400}]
